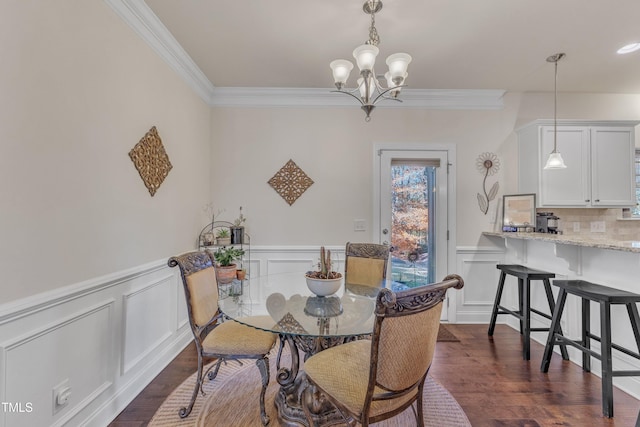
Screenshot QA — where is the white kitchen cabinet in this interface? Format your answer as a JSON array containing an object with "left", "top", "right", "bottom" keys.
[{"left": 517, "top": 120, "right": 638, "bottom": 208}]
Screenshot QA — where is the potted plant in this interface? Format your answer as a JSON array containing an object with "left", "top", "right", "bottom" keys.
[
  {"left": 216, "top": 228, "right": 231, "bottom": 246},
  {"left": 305, "top": 246, "right": 343, "bottom": 296},
  {"left": 231, "top": 206, "right": 246, "bottom": 244},
  {"left": 200, "top": 204, "right": 224, "bottom": 247},
  {"left": 213, "top": 246, "right": 245, "bottom": 284}
]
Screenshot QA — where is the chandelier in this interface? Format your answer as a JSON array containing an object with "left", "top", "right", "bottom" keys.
[{"left": 329, "top": 0, "right": 412, "bottom": 121}]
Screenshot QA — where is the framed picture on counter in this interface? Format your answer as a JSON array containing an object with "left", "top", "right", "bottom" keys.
[{"left": 502, "top": 193, "right": 536, "bottom": 231}]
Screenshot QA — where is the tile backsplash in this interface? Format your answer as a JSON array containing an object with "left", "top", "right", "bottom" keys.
[{"left": 544, "top": 208, "right": 640, "bottom": 240}]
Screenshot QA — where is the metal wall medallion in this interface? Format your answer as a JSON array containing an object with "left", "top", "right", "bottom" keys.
[
  {"left": 128, "top": 126, "right": 173, "bottom": 196},
  {"left": 268, "top": 159, "right": 314, "bottom": 206}
]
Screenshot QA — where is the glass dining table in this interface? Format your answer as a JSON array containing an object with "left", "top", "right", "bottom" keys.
[{"left": 217, "top": 272, "right": 380, "bottom": 427}]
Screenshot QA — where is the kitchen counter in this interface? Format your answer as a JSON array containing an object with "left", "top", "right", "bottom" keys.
[{"left": 482, "top": 231, "right": 640, "bottom": 253}]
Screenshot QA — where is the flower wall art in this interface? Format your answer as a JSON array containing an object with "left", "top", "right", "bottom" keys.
[{"left": 476, "top": 152, "right": 500, "bottom": 215}]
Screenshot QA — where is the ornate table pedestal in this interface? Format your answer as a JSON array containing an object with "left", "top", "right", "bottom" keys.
[{"left": 274, "top": 332, "right": 364, "bottom": 427}]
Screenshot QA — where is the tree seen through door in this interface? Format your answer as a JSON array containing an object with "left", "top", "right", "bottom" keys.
[{"left": 390, "top": 164, "right": 435, "bottom": 288}]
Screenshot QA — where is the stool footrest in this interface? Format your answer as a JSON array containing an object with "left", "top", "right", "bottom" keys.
[
  {"left": 530, "top": 327, "right": 552, "bottom": 332},
  {"left": 585, "top": 333, "right": 640, "bottom": 361},
  {"left": 612, "top": 370, "right": 640, "bottom": 377},
  {"left": 553, "top": 335, "right": 602, "bottom": 360},
  {"left": 530, "top": 308, "right": 553, "bottom": 320},
  {"left": 496, "top": 306, "right": 523, "bottom": 320}
]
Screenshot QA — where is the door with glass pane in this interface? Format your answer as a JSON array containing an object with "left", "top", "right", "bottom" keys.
[{"left": 376, "top": 149, "right": 449, "bottom": 318}]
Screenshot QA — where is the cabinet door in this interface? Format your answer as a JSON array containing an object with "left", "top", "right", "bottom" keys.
[
  {"left": 590, "top": 127, "right": 635, "bottom": 206},
  {"left": 539, "top": 126, "right": 590, "bottom": 206}
]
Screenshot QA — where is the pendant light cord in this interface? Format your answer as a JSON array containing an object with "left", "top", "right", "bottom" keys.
[{"left": 553, "top": 59, "right": 558, "bottom": 153}]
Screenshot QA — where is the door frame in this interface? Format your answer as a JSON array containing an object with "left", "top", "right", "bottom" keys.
[{"left": 372, "top": 142, "right": 458, "bottom": 322}]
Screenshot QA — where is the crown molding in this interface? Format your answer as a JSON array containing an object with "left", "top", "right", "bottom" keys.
[
  {"left": 104, "top": 0, "right": 214, "bottom": 104},
  {"left": 106, "top": 1, "right": 505, "bottom": 110},
  {"left": 210, "top": 87, "right": 506, "bottom": 109}
]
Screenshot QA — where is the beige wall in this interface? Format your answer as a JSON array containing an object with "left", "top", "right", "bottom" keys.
[
  {"left": 209, "top": 98, "right": 520, "bottom": 247},
  {"left": 4, "top": 1, "right": 640, "bottom": 305},
  {"left": 210, "top": 92, "right": 640, "bottom": 248},
  {"left": 0, "top": 1, "right": 211, "bottom": 303}
]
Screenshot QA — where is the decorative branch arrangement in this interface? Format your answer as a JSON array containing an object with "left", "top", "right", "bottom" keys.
[{"left": 476, "top": 152, "right": 500, "bottom": 215}]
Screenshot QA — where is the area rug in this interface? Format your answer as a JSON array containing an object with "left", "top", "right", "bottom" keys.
[
  {"left": 436, "top": 324, "right": 460, "bottom": 342},
  {"left": 149, "top": 349, "right": 470, "bottom": 426}
]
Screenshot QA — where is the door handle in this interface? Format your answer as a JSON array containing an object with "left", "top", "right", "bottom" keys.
[{"left": 382, "top": 228, "right": 389, "bottom": 235}]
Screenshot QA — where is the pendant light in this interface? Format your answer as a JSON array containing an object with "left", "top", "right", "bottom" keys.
[{"left": 544, "top": 53, "right": 567, "bottom": 169}]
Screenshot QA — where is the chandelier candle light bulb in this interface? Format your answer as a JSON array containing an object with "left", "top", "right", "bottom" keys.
[{"left": 329, "top": 0, "right": 412, "bottom": 121}]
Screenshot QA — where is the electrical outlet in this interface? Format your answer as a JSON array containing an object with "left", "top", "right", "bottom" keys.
[
  {"left": 590, "top": 221, "right": 606, "bottom": 233},
  {"left": 354, "top": 219, "right": 366, "bottom": 232},
  {"left": 573, "top": 222, "right": 580, "bottom": 232},
  {"left": 53, "top": 379, "right": 71, "bottom": 413}
]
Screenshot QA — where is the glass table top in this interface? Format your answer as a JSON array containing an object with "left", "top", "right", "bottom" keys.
[{"left": 217, "top": 272, "right": 379, "bottom": 337}]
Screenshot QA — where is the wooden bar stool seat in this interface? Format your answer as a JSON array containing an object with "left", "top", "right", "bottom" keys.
[
  {"left": 488, "top": 264, "right": 569, "bottom": 361},
  {"left": 541, "top": 279, "right": 640, "bottom": 418}
]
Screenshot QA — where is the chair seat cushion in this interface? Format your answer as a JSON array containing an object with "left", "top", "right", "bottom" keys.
[
  {"left": 203, "top": 317, "right": 276, "bottom": 356},
  {"left": 304, "top": 339, "right": 416, "bottom": 418}
]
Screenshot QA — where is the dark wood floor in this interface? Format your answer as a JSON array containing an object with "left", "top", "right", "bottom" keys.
[{"left": 110, "top": 324, "right": 640, "bottom": 426}]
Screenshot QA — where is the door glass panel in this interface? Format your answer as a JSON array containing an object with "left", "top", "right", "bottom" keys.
[{"left": 389, "top": 162, "right": 436, "bottom": 290}]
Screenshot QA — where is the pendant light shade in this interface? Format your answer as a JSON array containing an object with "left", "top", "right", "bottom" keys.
[
  {"left": 544, "top": 152, "right": 566, "bottom": 169},
  {"left": 544, "top": 53, "right": 567, "bottom": 170}
]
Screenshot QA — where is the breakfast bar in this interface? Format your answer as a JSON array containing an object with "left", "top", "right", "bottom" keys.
[{"left": 482, "top": 230, "right": 640, "bottom": 405}]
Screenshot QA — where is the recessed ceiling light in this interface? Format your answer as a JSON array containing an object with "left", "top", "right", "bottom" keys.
[{"left": 617, "top": 43, "right": 640, "bottom": 54}]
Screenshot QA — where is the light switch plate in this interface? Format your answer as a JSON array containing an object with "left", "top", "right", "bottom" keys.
[{"left": 354, "top": 219, "right": 366, "bottom": 232}]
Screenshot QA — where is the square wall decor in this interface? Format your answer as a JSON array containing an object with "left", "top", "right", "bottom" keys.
[
  {"left": 268, "top": 159, "right": 314, "bottom": 206},
  {"left": 129, "top": 126, "right": 172, "bottom": 196}
]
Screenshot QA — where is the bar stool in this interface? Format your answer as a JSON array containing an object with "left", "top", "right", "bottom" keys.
[
  {"left": 488, "top": 264, "right": 569, "bottom": 361},
  {"left": 541, "top": 280, "right": 640, "bottom": 418}
]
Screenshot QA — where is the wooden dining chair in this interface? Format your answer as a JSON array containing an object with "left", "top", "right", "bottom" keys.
[
  {"left": 302, "top": 274, "right": 464, "bottom": 427},
  {"left": 343, "top": 242, "right": 390, "bottom": 297},
  {"left": 168, "top": 251, "right": 277, "bottom": 425}
]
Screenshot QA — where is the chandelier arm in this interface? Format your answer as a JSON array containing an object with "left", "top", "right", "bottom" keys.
[
  {"left": 371, "top": 85, "right": 407, "bottom": 104},
  {"left": 331, "top": 89, "right": 366, "bottom": 106}
]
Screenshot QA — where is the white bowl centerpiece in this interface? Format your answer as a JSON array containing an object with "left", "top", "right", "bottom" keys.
[{"left": 305, "top": 246, "right": 342, "bottom": 297}]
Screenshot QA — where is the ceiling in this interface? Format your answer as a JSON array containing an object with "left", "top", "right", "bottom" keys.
[{"left": 143, "top": 0, "right": 640, "bottom": 94}]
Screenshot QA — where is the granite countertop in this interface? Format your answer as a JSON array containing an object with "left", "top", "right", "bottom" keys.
[{"left": 482, "top": 231, "right": 640, "bottom": 253}]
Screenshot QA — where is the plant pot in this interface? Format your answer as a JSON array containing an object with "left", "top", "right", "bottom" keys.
[
  {"left": 216, "top": 236, "right": 231, "bottom": 246},
  {"left": 201, "top": 232, "right": 215, "bottom": 246},
  {"left": 236, "top": 269, "right": 246, "bottom": 281},
  {"left": 215, "top": 264, "right": 237, "bottom": 285},
  {"left": 231, "top": 226, "right": 245, "bottom": 244},
  {"left": 305, "top": 275, "right": 342, "bottom": 297}
]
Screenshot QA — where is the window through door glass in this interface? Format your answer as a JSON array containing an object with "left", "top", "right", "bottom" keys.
[{"left": 389, "top": 161, "right": 436, "bottom": 289}]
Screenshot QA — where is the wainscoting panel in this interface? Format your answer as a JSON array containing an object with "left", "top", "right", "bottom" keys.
[
  {"left": 121, "top": 274, "right": 174, "bottom": 375},
  {"left": 454, "top": 247, "right": 505, "bottom": 324},
  {"left": 0, "top": 258, "right": 192, "bottom": 427},
  {"left": 251, "top": 245, "right": 345, "bottom": 277},
  {"left": 2, "top": 301, "right": 113, "bottom": 427}
]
